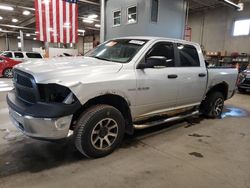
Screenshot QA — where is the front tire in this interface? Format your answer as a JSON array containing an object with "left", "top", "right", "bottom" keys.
[
  {"left": 200, "top": 92, "right": 224, "bottom": 118},
  {"left": 74, "top": 105, "right": 125, "bottom": 158}
]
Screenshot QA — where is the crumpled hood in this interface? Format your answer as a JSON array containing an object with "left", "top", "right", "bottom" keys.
[{"left": 14, "top": 56, "right": 123, "bottom": 84}]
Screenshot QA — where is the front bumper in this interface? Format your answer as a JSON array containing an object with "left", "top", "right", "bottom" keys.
[
  {"left": 238, "top": 84, "right": 250, "bottom": 89},
  {"left": 9, "top": 107, "right": 73, "bottom": 140},
  {"left": 238, "top": 78, "right": 250, "bottom": 90},
  {"left": 7, "top": 89, "right": 81, "bottom": 140}
]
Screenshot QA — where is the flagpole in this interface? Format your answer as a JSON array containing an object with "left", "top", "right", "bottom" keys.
[
  {"left": 19, "top": 30, "right": 24, "bottom": 51},
  {"left": 100, "top": 0, "right": 105, "bottom": 43}
]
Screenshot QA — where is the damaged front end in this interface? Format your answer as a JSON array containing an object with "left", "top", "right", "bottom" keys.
[{"left": 7, "top": 69, "right": 81, "bottom": 140}]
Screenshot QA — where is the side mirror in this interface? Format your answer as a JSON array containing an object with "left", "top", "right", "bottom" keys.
[
  {"left": 137, "top": 63, "right": 146, "bottom": 69},
  {"left": 137, "top": 56, "right": 169, "bottom": 69},
  {"left": 147, "top": 56, "right": 167, "bottom": 61},
  {"left": 146, "top": 56, "right": 167, "bottom": 68}
]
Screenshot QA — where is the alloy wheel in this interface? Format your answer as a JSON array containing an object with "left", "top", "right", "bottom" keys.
[
  {"left": 91, "top": 118, "right": 118, "bottom": 150},
  {"left": 213, "top": 98, "right": 224, "bottom": 116}
]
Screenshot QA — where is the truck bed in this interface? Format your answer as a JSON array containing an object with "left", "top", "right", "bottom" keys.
[{"left": 207, "top": 68, "right": 238, "bottom": 99}]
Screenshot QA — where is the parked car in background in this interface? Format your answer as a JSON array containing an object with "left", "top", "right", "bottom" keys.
[
  {"left": 0, "top": 55, "right": 22, "bottom": 78},
  {"left": 238, "top": 69, "right": 250, "bottom": 93},
  {"left": 0, "top": 51, "right": 43, "bottom": 62}
]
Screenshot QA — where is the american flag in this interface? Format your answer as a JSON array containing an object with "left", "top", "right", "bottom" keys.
[{"left": 34, "top": 0, "right": 78, "bottom": 44}]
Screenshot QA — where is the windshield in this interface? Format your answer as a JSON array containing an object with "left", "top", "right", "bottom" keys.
[{"left": 86, "top": 39, "right": 148, "bottom": 63}]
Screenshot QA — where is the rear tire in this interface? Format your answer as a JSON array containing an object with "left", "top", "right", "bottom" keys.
[
  {"left": 200, "top": 92, "right": 224, "bottom": 118},
  {"left": 74, "top": 105, "right": 125, "bottom": 158},
  {"left": 3, "top": 68, "right": 13, "bottom": 78}
]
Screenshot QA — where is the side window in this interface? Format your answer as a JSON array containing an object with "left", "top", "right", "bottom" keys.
[
  {"left": 146, "top": 42, "right": 175, "bottom": 67},
  {"left": 151, "top": 0, "right": 159, "bottom": 22},
  {"left": 14, "top": 52, "right": 24, "bottom": 58},
  {"left": 177, "top": 44, "right": 200, "bottom": 67},
  {"left": 2, "top": 52, "right": 13, "bottom": 58},
  {"left": 0, "top": 58, "right": 3, "bottom": 62},
  {"left": 127, "top": 6, "right": 137, "bottom": 24},
  {"left": 26, "top": 53, "right": 42, "bottom": 58},
  {"left": 113, "top": 10, "right": 121, "bottom": 26}
]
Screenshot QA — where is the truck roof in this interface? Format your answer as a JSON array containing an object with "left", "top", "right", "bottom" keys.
[{"left": 113, "top": 36, "right": 200, "bottom": 47}]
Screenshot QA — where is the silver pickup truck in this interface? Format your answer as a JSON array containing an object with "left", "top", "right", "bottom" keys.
[{"left": 7, "top": 37, "right": 238, "bottom": 158}]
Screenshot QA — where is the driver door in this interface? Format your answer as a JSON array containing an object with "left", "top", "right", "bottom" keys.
[{"left": 134, "top": 42, "right": 179, "bottom": 119}]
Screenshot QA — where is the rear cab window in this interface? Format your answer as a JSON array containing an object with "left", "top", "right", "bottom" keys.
[
  {"left": 26, "top": 53, "right": 43, "bottom": 58},
  {"left": 177, "top": 44, "right": 200, "bottom": 67}
]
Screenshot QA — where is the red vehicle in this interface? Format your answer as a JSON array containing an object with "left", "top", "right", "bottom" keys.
[{"left": 0, "top": 55, "right": 22, "bottom": 78}]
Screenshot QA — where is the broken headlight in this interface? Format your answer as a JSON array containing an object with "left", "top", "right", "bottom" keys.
[{"left": 38, "top": 84, "right": 76, "bottom": 104}]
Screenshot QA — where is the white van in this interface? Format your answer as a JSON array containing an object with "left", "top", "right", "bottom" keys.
[{"left": 0, "top": 51, "right": 43, "bottom": 62}]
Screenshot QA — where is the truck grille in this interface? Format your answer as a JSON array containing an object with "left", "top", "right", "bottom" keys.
[
  {"left": 13, "top": 69, "right": 39, "bottom": 104},
  {"left": 15, "top": 74, "right": 33, "bottom": 88}
]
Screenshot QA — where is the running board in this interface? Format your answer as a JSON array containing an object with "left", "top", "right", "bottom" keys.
[{"left": 133, "top": 110, "right": 200, "bottom": 130}]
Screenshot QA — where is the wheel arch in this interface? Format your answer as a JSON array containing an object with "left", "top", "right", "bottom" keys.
[
  {"left": 72, "top": 93, "right": 134, "bottom": 135},
  {"left": 3, "top": 67, "right": 13, "bottom": 72},
  {"left": 206, "top": 82, "right": 229, "bottom": 100}
]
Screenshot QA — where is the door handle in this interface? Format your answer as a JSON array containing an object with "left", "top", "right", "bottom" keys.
[
  {"left": 198, "top": 73, "right": 206, "bottom": 77},
  {"left": 168, "top": 74, "right": 178, "bottom": 79}
]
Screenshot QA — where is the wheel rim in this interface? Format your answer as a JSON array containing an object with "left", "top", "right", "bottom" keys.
[
  {"left": 91, "top": 118, "right": 118, "bottom": 150},
  {"left": 4, "top": 69, "right": 13, "bottom": 78},
  {"left": 213, "top": 98, "right": 224, "bottom": 116}
]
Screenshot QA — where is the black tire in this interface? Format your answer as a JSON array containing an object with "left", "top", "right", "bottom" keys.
[
  {"left": 200, "top": 92, "right": 224, "bottom": 118},
  {"left": 74, "top": 105, "right": 125, "bottom": 158},
  {"left": 238, "top": 87, "right": 246, "bottom": 93},
  {"left": 3, "top": 68, "right": 13, "bottom": 78}
]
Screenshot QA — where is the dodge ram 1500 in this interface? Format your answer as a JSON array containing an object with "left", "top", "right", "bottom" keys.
[{"left": 7, "top": 37, "right": 238, "bottom": 158}]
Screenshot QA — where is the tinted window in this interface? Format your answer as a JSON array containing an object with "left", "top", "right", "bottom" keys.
[
  {"left": 151, "top": 0, "right": 158, "bottom": 22},
  {"left": 26, "top": 53, "right": 42, "bottom": 58},
  {"left": 146, "top": 42, "right": 175, "bottom": 67},
  {"left": 14, "top": 52, "right": 24, "bottom": 58},
  {"left": 177, "top": 44, "right": 200, "bottom": 67},
  {"left": 2, "top": 52, "right": 12, "bottom": 58}
]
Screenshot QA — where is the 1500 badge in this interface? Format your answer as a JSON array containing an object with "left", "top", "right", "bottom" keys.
[{"left": 128, "top": 87, "right": 150, "bottom": 91}]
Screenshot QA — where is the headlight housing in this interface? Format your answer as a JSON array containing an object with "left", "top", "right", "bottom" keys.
[
  {"left": 38, "top": 84, "right": 76, "bottom": 104},
  {"left": 238, "top": 72, "right": 247, "bottom": 84}
]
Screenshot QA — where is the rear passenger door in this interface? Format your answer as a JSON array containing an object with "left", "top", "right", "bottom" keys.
[{"left": 175, "top": 43, "right": 207, "bottom": 107}]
